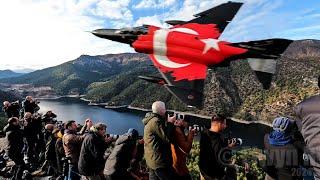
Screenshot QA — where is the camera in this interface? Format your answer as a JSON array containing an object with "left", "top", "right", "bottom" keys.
[
  {"left": 231, "top": 138, "right": 243, "bottom": 146},
  {"left": 11, "top": 100, "right": 20, "bottom": 106},
  {"left": 107, "top": 134, "right": 119, "bottom": 140},
  {"left": 176, "top": 113, "right": 184, "bottom": 120},
  {"left": 189, "top": 124, "right": 204, "bottom": 134}
]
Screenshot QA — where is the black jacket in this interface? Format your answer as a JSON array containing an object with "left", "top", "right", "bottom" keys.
[
  {"left": 42, "top": 113, "right": 57, "bottom": 124},
  {"left": 104, "top": 135, "right": 136, "bottom": 176},
  {"left": 45, "top": 134, "right": 57, "bottom": 163},
  {"left": 2, "top": 103, "right": 20, "bottom": 118},
  {"left": 22, "top": 100, "right": 39, "bottom": 114},
  {"left": 199, "top": 129, "right": 228, "bottom": 180},
  {"left": 78, "top": 132, "right": 108, "bottom": 176},
  {"left": 3, "top": 124, "right": 24, "bottom": 158}
]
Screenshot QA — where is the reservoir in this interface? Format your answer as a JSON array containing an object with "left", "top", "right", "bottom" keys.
[{"left": 38, "top": 97, "right": 271, "bottom": 148}]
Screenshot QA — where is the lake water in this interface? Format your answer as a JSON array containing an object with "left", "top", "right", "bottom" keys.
[
  {"left": 38, "top": 97, "right": 271, "bottom": 148},
  {"left": 38, "top": 97, "right": 145, "bottom": 136}
]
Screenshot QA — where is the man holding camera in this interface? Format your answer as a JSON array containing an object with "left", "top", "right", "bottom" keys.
[
  {"left": 3, "top": 117, "right": 25, "bottom": 179},
  {"left": 78, "top": 123, "right": 111, "bottom": 180},
  {"left": 63, "top": 120, "right": 86, "bottom": 180},
  {"left": 171, "top": 114, "right": 196, "bottom": 180},
  {"left": 143, "top": 101, "right": 176, "bottom": 180},
  {"left": 22, "top": 96, "right": 40, "bottom": 114},
  {"left": 2, "top": 100, "right": 20, "bottom": 118},
  {"left": 104, "top": 128, "right": 140, "bottom": 180},
  {"left": 199, "top": 115, "right": 236, "bottom": 180}
]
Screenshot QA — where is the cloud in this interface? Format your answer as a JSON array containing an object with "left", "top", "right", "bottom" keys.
[
  {"left": 0, "top": 0, "right": 318, "bottom": 71},
  {"left": 134, "top": 0, "right": 176, "bottom": 9},
  {"left": 135, "top": 15, "right": 163, "bottom": 27},
  {"left": 0, "top": 0, "right": 133, "bottom": 70},
  {"left": 91, "top": 0, "right": 132, "bottom": 21}
]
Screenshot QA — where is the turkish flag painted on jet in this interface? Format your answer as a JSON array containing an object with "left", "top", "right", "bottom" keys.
[{"left": 132, "top": 23, "right": 247, "bottom": 81}]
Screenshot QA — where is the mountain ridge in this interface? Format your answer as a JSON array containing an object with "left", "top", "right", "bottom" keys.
[
  {"left": 0, "top": 70, "right": 24, "bottom": 79},
  {"left": 1, "top": 39, "right": 320, "bottom": 123}
]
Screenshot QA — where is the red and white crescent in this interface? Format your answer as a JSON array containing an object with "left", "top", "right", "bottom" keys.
[{"left": 153, "top": 27, "right": 199, "bottom": 69}]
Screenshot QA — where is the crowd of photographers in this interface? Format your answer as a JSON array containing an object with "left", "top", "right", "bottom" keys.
[{"left": 1, "top": 95, "right": 320, "bottom": 180}]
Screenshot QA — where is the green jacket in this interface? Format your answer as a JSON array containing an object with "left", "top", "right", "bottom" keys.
[{"left": 143, "top": 112, "right": 174, "bottom": 170}]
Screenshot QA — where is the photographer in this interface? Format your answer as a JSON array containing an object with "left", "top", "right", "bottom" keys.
[
  {"left": 22, "top": 96, "right": 40, "bottom": 114},
  {"left": 142, "top": 101, "right": 176, "bottom": 180},
  {"left": 3, "top": 117, "right": 25, "bottom": 179},
  {"left": 62, "top": 120, "right": 85, "bottom": 180},
  {"left": 2, "top": 100, "right": 20, "bottom": 118},
  {"left": 263, "top": 117, "right": 305, "bottom": 180},
  {"left": 78, "top": 123, "right": 111, "bottom": 180},
  {"left": 104, "top": 128, "right": 140, "bottom": 180},
  {"left": 171, "top": 114, "right": 195, "bottom": 180},
  {"left": 23, "top": 112, "right": 38, "bottom": 164},
  {"left": 42, "top": 110, "right": 57, "bottom": 125},
  {"left": 199, "top": 115, "right": 236, "bottom": 180}
]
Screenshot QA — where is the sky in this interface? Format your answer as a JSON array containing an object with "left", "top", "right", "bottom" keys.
[{"left": 0, "top": 0, "right": 319, "bottom": 71}]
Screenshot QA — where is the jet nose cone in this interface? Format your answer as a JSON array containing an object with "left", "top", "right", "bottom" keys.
[
  {"left": 91, "top": 29, "right": 106, "bottom": 37},
  {"left": 91, "top": 29, "right": 116, "bottom": 38}
]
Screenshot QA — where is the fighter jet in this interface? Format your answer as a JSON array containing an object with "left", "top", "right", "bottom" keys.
[{"left": 91, "top": 1, "right": 292, "bottom": 108}]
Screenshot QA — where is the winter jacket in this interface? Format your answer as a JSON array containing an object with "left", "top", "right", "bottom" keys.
[
  {"left": 294, "top": 94, "right": 320, "bottom": 179},
  {"left": 104, "top": 135, "right": 136, "bottom": 176},
  {"left": 62, "top": 130, "right": 84, "bottom": 165},
  {"left": 142, "top": 112, "right": 174, "bottom": 170},
  {"left": 78, "top": 131, "right": 108, "bottom": 176},
  {"left": 22, "top": 100, "right": 39, "bottom": 114},
  {"left": 3, "top": 124, "right": 24, "bottom": 159},
  {"left": 45, "top": 134, "right": 57, "bottom": 163},
  {"left": 171, "top": 126, "right": 194, "bottom": 176},
  {"left": 263, "top": 134, "right": 303, "bottom": 180},
  {"left": 2, "top": 103, "right": 20, "bottom": 118},
  {"left": 42, "top": 113, "right": 57, "bottom": 124}
]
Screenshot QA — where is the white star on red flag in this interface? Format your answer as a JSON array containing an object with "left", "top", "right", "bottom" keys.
[{"left": 200, "top": 38, "right": 220, "bottom": 54}]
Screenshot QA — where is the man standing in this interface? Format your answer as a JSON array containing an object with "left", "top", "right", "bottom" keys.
[
  {"left": 143, "top": 101, "right": 176, "bottom": 180},
  {"left": 2, "top": 100, "right": 20, "bottom": 118},
  {"left": 3, "top": 117, "right": 25, "bottom": 179},
  {"left": 171, "top": 118, "right": 195, "bottom": 180},
  {"left": 63, "top": 120, "right": 85, "bottom": 180},
  {"left": 199, "top": 115, "right": 236, "bottom": 180},
  {"left": 22, "top": 96, "right": 39, "bottom": 114},
  {"left": 104, "top": 128, "right": 139, "bottom": 180},
  {"left": 78, "top": 123, "right": 110, "bottom": 180},
  {"left": 294, "top": 76, "right": 320, "bottom": 179}
]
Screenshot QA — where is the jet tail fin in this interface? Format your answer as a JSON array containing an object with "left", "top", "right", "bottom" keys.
[{"left": 230, "top": 38, "right": 293, "bottom": 89}]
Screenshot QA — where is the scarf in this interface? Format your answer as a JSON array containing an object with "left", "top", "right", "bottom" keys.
[{"left": 268, "top": 130, "right": 293, "bottom": 146}]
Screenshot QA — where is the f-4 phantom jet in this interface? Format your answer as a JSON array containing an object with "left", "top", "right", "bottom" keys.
[{"left": 91, "top": 1, "right": 292, "bottom": 108}]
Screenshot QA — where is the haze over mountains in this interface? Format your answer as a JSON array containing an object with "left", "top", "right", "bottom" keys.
[
  {"left": 1, "top": 39, "right": 319, "bottom": 123},
  {"left": 0, "top": 70, "right": 24, "bottom": 79}
]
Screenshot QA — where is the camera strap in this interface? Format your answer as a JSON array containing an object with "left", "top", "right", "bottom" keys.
[{"left": 176, "top": 145, "right": 188, "bottom": 155}]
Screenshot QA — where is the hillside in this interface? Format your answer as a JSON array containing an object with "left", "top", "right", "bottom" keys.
[
  {"left": 198, "top": 40, "right": 320, "bottom": 123},
  {"left": 0, "top": 53, "right": 151, "bottom": 95},
  {"left": 1, "top": 40, "right": 319, "bottom": 123},
  {"left": 0, "top": 70, "right": 24, "bottom": 79}
]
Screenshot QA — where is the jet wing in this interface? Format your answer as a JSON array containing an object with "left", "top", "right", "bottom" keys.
[
  {"left": 187, "top": 1, "right": 243, "bottom": 34},
  {"left": 148, "top": 55, "right": 206, "bottom": 108}
]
